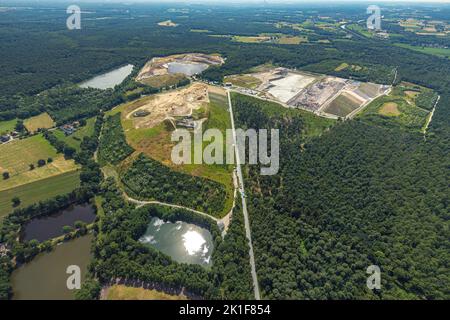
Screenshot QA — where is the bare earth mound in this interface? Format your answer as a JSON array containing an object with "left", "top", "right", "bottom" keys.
[{"left": 125, "top": 82, "right": 209, "bottom": 129}]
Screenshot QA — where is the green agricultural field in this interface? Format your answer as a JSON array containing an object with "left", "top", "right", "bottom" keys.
[
  {"left": 53, "top": 117, "right": 96, "bottom": 151},
  {"left": 0, "top": 134, "right": 79, "bottom": 190},
  {"left": 0, "top": 134, "right": 58, "bottom": 176},
  {"left": 0, "top": 170, "right": 80, "bottom": 220},
  {"left": 0, "top": 119, "right": 18, "bottom": 135}
]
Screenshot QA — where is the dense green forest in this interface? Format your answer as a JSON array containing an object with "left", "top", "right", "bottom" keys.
[
  {"left": 98, "top": 114, "right": 134, "bottom": 165},
  {"left": 122, "top": 154, "right": 227, "bottom": 216},
  {"left": 233, "top": 90, "right": 449, "bottom": 299}
]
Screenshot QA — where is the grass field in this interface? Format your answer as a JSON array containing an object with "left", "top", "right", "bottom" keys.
[
  {"left": 105, "top": 285, "right": 187, "bottom": 300},
  {"left": 53, "top": 117, "right": 96, "bottom": 151},
  {"left": 24, "top": 112, "right": 55, "bottom": 133},
  {"left": 0, "top": 170, "right": 80, "bottom": 220},
  {"left": 224, "top": 74, "right": 262, "bottom": 89},
  {"left": 379, "top": 102, "right": 401, "bottom": 116},
  {"left": 323, "top": 93, "right": 362, "bottom": 117},
  {"left": 358, "top": 85, "right": 430, "bottom": 131},
  {"left": 0, "top": 134, "right": 79, "bottom": 190},
  {"left": 0, "top": 119, "right": 18, "bottom": 135},
  {"left": 394, "top": 43, "right": 450, "bottom": 59}
]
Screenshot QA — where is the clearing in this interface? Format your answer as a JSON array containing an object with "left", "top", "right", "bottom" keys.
[
  {"left": 53, "top": 117, "right": 96, "bottom": 151},
  {"left": 103, "top": 285, "right": 187, "bottom": 300},
  {"left": 358, "top": 83, "right": 432, "bottom": 131},
  {"left": 24, "top": 112, "right": 55, "bottom": 133},
  {"left": 0, "top": 170, "right": 80, "bottom": 220},
  {"left": 228, "top": 66, "right": 389, "bottom": 117},
  {"left": 379, "top": 102, "right": 401, "bottom": 116},
  {"left": 0, "top": 119, "right": 18, "bottom": 135},
  {"left": 157, "top": 20, "right": 178, "bottom": 27}
]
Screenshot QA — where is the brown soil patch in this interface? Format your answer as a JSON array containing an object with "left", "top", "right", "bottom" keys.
[
  {"left": 379, "top": 102, "right": 400, "bottom": 116},
  {"left": 125, "top": 83, "right": 209, "bottom": 129}
]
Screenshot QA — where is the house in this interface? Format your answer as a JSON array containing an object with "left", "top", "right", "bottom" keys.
[
  {"left": 60, "top": 124, "right": 76, "bottom": 136},
  {"left": 0, "top": 135, "right": 11, "bottom": 143}
]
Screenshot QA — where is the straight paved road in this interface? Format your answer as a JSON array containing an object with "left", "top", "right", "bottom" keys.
[{"left": 227, "top": 89, "right": 261, "bottom": 300}]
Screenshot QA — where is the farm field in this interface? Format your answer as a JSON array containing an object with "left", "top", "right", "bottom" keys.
[
  {"left": 0, "top": 134, "right": 58, "bottom": 176},
  {"left": 23, "top": 112, "right": 55, "bottom": 133},
  {"left": 104, "top": 285, "right": 187, "bottom": 300},
  {"left": 0, "top": 134, "right": 79, "bottom": 190},
  {"left": 53, "top": 117, "right": 96, "bottom": 151},
  {"left": 0, "top": 170, "right": 80, "bottom": 220},
  {"left": 0, "top": 119, "right": 18, "bottom": 135}
]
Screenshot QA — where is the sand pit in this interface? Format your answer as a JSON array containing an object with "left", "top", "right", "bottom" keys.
[
  {"left": 125, "top": 83, "right": 210, "bottom": 129},
  {"left": 136, "top": 53, "right": 224, "bottom": 83}
]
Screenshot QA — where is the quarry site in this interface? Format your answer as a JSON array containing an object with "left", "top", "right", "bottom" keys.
[
  {"left": 125, "top": 82, "right": 210, "bottom": 129},
  {"left": 136, "top": 53, "right": 224, "bottom": 87},
  {"left": 227, "top": 67, "right": 390, "bottom": 118}
]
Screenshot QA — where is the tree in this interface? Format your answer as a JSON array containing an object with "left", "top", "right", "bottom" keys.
[
  {"left": 11, "top": 197, "right": 21, "bottom": 207},
  {"left": 63, "top": 146, "right": 76, "bottom": 159},
  {"left": 2, "top": 172, "right": 9, "bottom": 180},
  {"left": 62, "top": 225, "right": 74, "bottom": 234},
  {"left": 29, "top": 164, "right": 35, "bottom": 170},
  {"left": 15, "top": 120, "right": 25, "bottom": 132},
  {"left": 47, "top": 157, "right": 53, "bottom": 163},
  {"left": 37, "top": 159, "right": 46, "bottom": 167}
]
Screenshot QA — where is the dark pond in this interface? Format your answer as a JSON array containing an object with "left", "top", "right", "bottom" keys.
[{"left": 21, "top": 203, "right": 96, "bottom": 242}]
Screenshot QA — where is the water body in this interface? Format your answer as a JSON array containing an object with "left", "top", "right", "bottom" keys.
[
  {"left": 11, "top": 234, "right": 93, "bottom": 300},
  {"left": 21, "top": 203, "right": 96, "bottom": 243},
  {"left": 167, "top": 62, "right": 209, "bottom": 77},
  {"left": 79, "top": 64, "right": 134, "bottom": 89},
  {"left": 140, "top": 217, "right": 213, "bottom": 267}
]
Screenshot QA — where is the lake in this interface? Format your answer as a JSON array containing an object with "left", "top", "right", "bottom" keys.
[
  {"left": 167, "top": 62, "right": 209, "bottom": 76},
  {"left": 79, "top": 64, "right": 134, "bottom": 89},
  {"left": 21, "top": 203, "right": 96, "bottom": 242},
  {"left": 11, "top": 234, "right": 93, "bottom": 300},
  {"left": 140, "top": 217, "right": 213, "bottom": 267}
]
